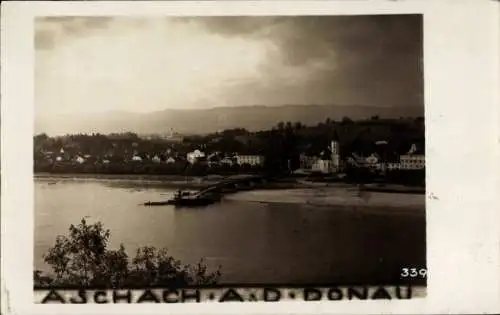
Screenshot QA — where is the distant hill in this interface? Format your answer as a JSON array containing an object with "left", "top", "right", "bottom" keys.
[{"left": 35, "top": 104, "right": 424, "bottom": 136}]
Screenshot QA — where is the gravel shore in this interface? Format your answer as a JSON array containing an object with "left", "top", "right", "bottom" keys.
[{"left": 225, "top": 186, "right": 425, "bottom": 215}]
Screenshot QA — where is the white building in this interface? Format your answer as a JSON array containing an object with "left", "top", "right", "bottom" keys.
[
  {"left": 75, "top": 156, "right": 86, "bottom": 164},
  {"left": 365, "top": 153, "right": 379, "bottom": 169},
  {"left": 187, "top": 150, "right": 205, "bottom": 164},
  {"left": 131, "top": 155, "right": 142, "bottom": 162},
  {"left": 299, "top": 134, "right": 341, "bottom": 173},
  {"left": 235, "top": 155, "right": 265, "bottom": 166},
  {"left": 311, "top": 159, "right": 333, "bottom": 173},
  {"left": 400, "top": 154, "right": 425, "bottom": 170},
  {"left": 151, "top": 155, "right": 161, "bottom": 163},
  {"left": 399, "top": 143, "right": 425, "bottom": 170},
  {"left": 166, "top": 157, "right": 176, "bottom": 164}
]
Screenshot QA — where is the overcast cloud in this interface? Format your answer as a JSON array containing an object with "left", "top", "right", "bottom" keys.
[{"left": 35, "top": 15, "right": 423, "bottom": 117}]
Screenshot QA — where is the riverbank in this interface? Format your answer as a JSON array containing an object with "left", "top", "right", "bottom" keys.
[
  {"left": 35, "top": 173, "right": 426, "bottom": 197},
  {"left": 35, "top": 173, "right": 305, "bottom": 190},
  {"left": 35, "top": 173, "right": 227, "bottom": 181},
  {"left": 225, "top": 187, "right": 425, "bottom": 215},
  {"left": 35, "top": 173, "right": 237, "bottom": 188}
]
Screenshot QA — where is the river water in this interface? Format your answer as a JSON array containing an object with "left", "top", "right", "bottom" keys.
[{"left": 35, "top": 176, "right": 426, "bottom": 285}]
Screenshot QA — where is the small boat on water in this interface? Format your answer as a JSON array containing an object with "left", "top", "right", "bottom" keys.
[
  {"left": 144, "top": 196, "right": 217, "bottom": 207},
  {"left": 144, "top": 189, "right": 221, "bottom": 207}
]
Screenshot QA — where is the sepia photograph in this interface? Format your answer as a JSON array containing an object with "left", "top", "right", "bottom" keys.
[
  {"left": 33, "top": 14, "right": 426, "bottom": 296},
  {"left": 2, "top": 0, "right": 500, "bottom": 313},
  {"left": 0, "top": 0, "right": 500, "bottom": 315}
]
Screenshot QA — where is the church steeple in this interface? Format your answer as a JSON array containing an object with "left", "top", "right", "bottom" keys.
[{"left": 329, "top": 129, "right": 341, "bottom": 173}]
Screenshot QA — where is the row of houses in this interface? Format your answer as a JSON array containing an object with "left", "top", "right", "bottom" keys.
[
  {"left": 299, "top": 142, "right": 425, "bottom": 174},
  {"left": 38, "top": 148, "right": 175, "bottom": 164},
  {"left": 186, "top": 150, "right": 265, "bottom": 166},
  {"left": 346, "top": 151, "right": 425, "bottom": 171},
  {"left": 37, "top": 146, "right": 266, "bottom": 168},
  {"left": 37, "top": 134, "right": 424, "bottom": 173}
]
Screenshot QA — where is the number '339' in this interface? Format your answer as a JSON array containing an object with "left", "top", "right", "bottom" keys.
[{"left": 401, "top": 268, "right": 427, "bottom": 278}]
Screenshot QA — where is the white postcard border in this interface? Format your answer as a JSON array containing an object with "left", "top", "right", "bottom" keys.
[{"left": 2, "top": 1, "right": 500, "bottom": 314}]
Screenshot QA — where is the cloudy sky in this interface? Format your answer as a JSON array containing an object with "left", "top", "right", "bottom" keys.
[{"left": 35, "top": 15, "right": 423, "bottom": 117}]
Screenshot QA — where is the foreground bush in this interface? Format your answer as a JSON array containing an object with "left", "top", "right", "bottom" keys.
[{"left": 34, "top": 218, "right": 221, "bottom": 288}]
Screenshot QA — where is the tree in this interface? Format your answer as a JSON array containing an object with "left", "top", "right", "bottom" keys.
[
  {"left": 277, "top": 121, "right": 285, "bottom": 131},
  {"left": 34, "top": 133, "right": 49, "bottom": 143},
  {"left": 35, "top": 218, "right": 221, "bottom": 288},
  {"left": 341, "top": 116, "right": 353, "bottom": 124}
]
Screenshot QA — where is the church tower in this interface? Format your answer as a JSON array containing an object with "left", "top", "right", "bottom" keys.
[{"left": 329, "top": 130, "right": 340, "bottom": 172}]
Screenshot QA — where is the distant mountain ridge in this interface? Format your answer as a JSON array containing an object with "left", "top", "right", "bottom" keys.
[{"left": 35, "top": 104, "right": 424, "bottom": 136}]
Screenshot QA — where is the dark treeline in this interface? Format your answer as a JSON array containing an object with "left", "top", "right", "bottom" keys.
[{"left": 34, "top": 116, "right": 425, "bottom": 180}]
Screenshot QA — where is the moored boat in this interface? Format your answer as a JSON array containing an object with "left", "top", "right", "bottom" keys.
[{"left": 144, "top": 189, "right": 221, "bottom": 207}]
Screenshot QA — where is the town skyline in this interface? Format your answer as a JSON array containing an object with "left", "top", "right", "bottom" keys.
[{"left": 34, "top": 115, "right": 425, "bottom": 177}]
